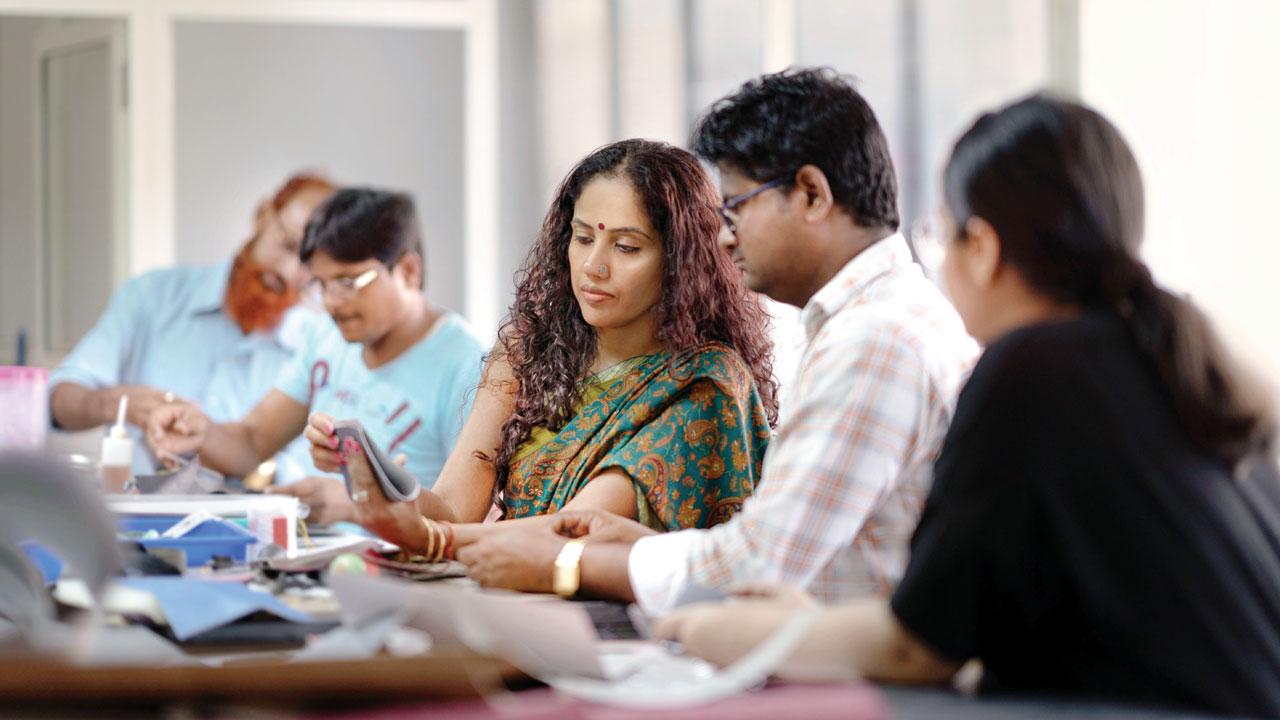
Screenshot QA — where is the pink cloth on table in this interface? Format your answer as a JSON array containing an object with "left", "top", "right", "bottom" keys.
[{"left": 306, "top": 683, "right": 888, "bottom": 720}]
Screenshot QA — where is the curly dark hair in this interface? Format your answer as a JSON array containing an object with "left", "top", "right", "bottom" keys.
[
  {"left": 691, "top": 66, "right": 899, "bottom": 232},
  {"left": 489, "top": 139, "right": 779, "bottom": 502}
]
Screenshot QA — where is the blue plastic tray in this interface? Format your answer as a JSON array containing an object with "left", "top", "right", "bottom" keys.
[
  {"left": 118, "top": 516, "right": 256, "bottom": 566},
  {"left": 18, "top": 541, "right": 63, "bottom": 586}
]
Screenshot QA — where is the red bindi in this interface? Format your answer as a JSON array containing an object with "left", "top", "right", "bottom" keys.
[{"left": 597, "top": 223, "right": 606, "bottom": 230}]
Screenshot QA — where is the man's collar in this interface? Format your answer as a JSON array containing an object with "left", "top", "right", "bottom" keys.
[
  {"left": 189, "top": 259, "right": 233, "bottom": 316},
  {"left": 801, "top": 233, "right": 913, "bottom": 340}
]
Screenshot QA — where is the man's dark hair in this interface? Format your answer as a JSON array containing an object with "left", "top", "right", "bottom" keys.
[
  {"left": 690, "top": 67, "right": 899, "bottom": 231},
  {"left": 301, "top": 188, "right": 425, "bottom": 288}
]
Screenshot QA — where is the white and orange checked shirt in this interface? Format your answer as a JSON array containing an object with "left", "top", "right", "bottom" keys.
[{"left": 628, "top": 234, "right": 978, "bottom": 615}]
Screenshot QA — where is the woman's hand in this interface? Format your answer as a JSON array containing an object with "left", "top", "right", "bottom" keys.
[
  {"left": 654, "top": 597, "right": 796, "bottom": 668},
  {"left": 335, "top": 424, "right": 430, "bottom": 550},
  {"left": 146, "top": 402, "right": 210, "bottom": 467},
  {"left": 304, "top": 413, "right": 343, "bottom": 474},
  {"left": 658, "top": 593, "right": 958, "bottom": 685},
  {"left": 732, "top": 584, "right": 818, "bottom": 608}
]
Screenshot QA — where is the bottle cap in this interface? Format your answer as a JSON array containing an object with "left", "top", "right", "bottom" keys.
[
  {"left": 110, "top": 395, "right": 129, "bottom": 439},
  {"left": 102, "top": 395, "right": 133, "bottom": 466}
]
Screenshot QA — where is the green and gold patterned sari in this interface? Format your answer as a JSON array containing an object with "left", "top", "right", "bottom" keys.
[{"left": 504, "top": 341, "right": 771, "bottom": 530}]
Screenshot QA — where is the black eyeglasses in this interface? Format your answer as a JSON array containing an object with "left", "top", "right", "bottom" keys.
[{"left": 719, "top": 175, "right": 792, "bottom": 236}]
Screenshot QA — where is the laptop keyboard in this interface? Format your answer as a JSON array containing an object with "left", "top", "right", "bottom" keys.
[{"left": 577, "top": 600, "right": 642, "bottom": 640}]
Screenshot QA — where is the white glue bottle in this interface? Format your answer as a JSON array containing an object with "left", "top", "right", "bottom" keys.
[{"left": 100, "top": 395, "right": 133, "bottom": 493}]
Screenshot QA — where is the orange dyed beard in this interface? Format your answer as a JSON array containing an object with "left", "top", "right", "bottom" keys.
[{"left": 225, "top": 244, "right": 300, "bottom": 334}]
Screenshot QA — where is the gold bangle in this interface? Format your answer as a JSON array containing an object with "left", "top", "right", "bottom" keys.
[
  {"left": 431, "top": 521, "right": 445, "bottom": 562},
  {"left": 552, "top": 539, "right": 587, "bottom": 598},
  {"left": 420, "top": 516, "right": 437, "bottom": 561}
]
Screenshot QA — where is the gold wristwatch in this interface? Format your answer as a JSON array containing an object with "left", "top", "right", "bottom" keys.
[{"left": 553, "top": 538, "right": 587, "bottom": 598}]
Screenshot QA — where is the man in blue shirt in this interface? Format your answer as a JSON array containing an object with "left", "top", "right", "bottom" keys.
[
  {"left": 147, "top": 188, "right": 487, "bottom": 523},
  {"left": 48, "top": 173, "right": 335, "bottom": 476}
]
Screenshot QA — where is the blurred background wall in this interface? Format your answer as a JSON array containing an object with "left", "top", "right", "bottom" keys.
[
  {"left": 1, "top": 0, "right": 1277, "bottom": 397},
  {"left": 172, "top": 22, "right": 466, "bottom": 312}
]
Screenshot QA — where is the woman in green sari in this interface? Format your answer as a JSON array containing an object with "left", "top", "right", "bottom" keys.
[
  {"left": 505, "top": 343, "right": 764, "bottom": 530},
  {"left": 305, "top": 139, "right": 778, "bottom": 552}
]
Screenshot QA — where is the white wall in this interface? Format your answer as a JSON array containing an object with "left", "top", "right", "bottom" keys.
[
  {"left": 0, "top": 16, "right": 42, "bottom": 366},
  {"left": 797, "top": 0, "right": 905, "bottom": 181},
  {"left": 1080, "top": 0, "right": 1280, "bottom": 388},
  {"left": 687, "top": 0, "right": 765, "bottom": 118},
  {"left": 615, "top": 0, "right": 687, "bottom": 146},
  {"left": 916, "top": 0, "right": 1051, "bottom": 223},
  {"left": 173, "top": 21, "right": 467, "bottom": 313},
  {"left": 533, "top": 0, "right": 614, "bottom": 193},
  {"left": 495, "top": 0, "right": 542, "bottom": 321}
]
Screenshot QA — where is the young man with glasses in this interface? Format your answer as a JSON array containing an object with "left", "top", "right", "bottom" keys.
[
  {"left": 148, "top": 188, "right": 485, "bottom": 522},
  {"left": 49, "top": 173, "right": 335, "bottom": 476},
  {"left": 456, "top": 68, "right": 977, "bottom": 614}
]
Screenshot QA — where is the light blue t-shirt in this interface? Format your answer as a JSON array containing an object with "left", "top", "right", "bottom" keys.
[
  {"left": 274, "top": 313, "right": 486, "bottom": 489},
  {"left": 48, "top": 261, "right": 321, "bottom": 475}
]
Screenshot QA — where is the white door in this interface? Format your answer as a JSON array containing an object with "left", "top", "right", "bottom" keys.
[{"left": 33, "top": 19, "right": 128, "bottom": 361}]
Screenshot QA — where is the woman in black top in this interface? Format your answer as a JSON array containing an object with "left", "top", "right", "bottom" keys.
[{"left": 656, "top": 95, "right": 1280, "bottom": 717}]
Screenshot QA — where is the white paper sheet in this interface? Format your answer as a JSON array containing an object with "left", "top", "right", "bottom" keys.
[
  {"left": 107, "top": 494, "right": 298, "bottom": 518},
  {"left": 329, "top": 574, "right": 604, "bottom": 678},
  {"left": 328, "top": 574, "right": 823, "bottom": 707},
  {"left": 262, "top": 534, "right": 394, "bottom": 572},
  {"left": 547, "top": 610, "right": 819, "bottom": 709}
]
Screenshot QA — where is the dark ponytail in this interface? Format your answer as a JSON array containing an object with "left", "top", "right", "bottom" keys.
[
  {"left": 1126, "top": 279, "right": 1273, "bottom": 466},
  {"left": 945, "top": 95, "right": 1274, "bottom": 467}
]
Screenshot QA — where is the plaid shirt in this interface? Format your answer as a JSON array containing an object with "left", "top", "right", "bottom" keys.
[{"left": 629, "top": 235, "right": 977, "bottom": 614}]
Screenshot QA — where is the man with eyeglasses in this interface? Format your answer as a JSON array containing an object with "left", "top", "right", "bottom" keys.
[
  {"left": 48, "top": 172, "right": 334, "bottom": 476},
  {"left": 148, "top": 188, "right": 486, "bottom": 522},
  {"left": 456, "top": 68, "right": 977, "bottom": 615}
]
